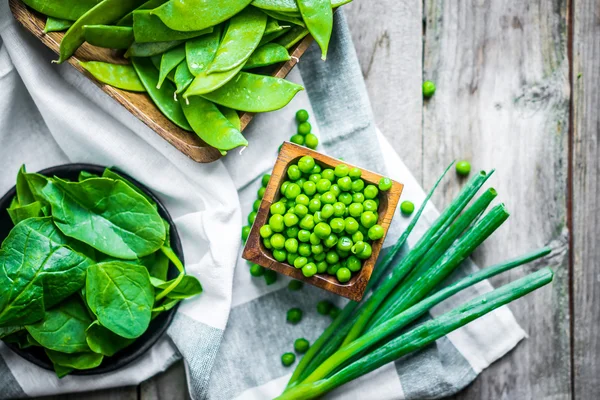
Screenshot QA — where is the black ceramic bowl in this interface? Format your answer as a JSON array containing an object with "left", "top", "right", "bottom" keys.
[{"left": 0, "top": 164, "right": 183, "bottom": 375}]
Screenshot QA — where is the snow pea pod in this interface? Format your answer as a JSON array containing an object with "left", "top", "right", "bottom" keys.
[
  {"left": 151, "top": 0, "right": 253, "bottom": 32},
  {"left": 80, "top": 61, "right": 146, "bottom": 92},
  {"left": 218, "top": 107, "right": 241, "bottom": 131},
  {"left": 206, "top": 7, "right": 267, "bottom": 74},
  {"left": 243, "top": 43, "right": 290, "bottom": 69},
  {"left": 133, "top": 10, "right": 213, "bottom": 43},
  {"left": 158, "top": 45, "right": 186, "bottom": 89},
  {"left": 297, "top": 0, "right": 333, "bottom": 60},
  {"left": 44, "top": 17, "right": 73, "bottom": 33},
  {"left": 58, "top": 0, "right": 147, "bottom": 63},
  {"left": 260, "top": 9, "right": 305, "bottom": 27},
  {"left": 131, "top": 57, "right": 192, "bottom": 131},
  {"left": 22, "top": 0, "right": 100, "bottom": 21},
  {"left": 259, "top": 27, "right": 291, "bottom": 46},
  {"left": 181, "top": 97, "right": 248, "bottom": 151},
  {"left": 117, "top": 0, "right": 167, "bottom": 26},
  {"left": 183, "top": 64, "right": 243, "bottom": 99},
  {"left": 126, "top": 40, "right": 183, "bottom": 57},
  {"left": 174, "top": 62, "right": 195, "bottom": 94},
  {"left": 265, "top": 18, "right": 285, "bottom": 35},
  {"left": 83, "top": 25, "right": 134, "bottom": 49},
  {"left": 276, "top": 26, "right": 309, "bottom": 49},
  {"left": 200, "top": 72, "right": 303, "bottom": 112},
  {"left": 252, "top": 0, "right": 352, "bottom": 13},
  {"left": 185, "top": 26, "right": 221, "bottom": 76}
]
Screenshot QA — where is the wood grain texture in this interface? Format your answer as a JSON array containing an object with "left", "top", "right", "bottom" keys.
[
  {"left": 420, "top": 1, "right": 571, "bottom": 399},
  {"left": 37, "top": 387, "right": 137, "bottom": 400},
  {"left": 242, "top": 142, "right": 403, "bottom": 301},
  {"left": 572, "top": 0, "right": 600, "bottom": 397},
  {"left": 140, "top": 361, "right": 189, "bottom": 400}
]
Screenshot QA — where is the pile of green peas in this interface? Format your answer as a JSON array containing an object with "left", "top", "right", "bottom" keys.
[
  {"left": 290, "top": 109, "right": 319, "bottom": 149},
  {"left": 260, "top": 155, "right": 391, "bottom": 283}
]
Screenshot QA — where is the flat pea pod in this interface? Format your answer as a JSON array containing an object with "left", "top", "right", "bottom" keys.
[
  {"left": 251, "top": 0, "right": 352, "bottom": 13},
  {"left": 151, "top": 0, "right": 254, "bottom": 32},
  {"left": 183, "top": 63, "right": 243, "bottom": 99},
  {"left": 44, "top": 17, "right": 73, "bottom": 33},
  {"left": 265, "top": 18, "right": 284, "bottom": 35},
  {"left": 276, "top": 26, "right": 309, "bottom": 49},
  {"left": 125, "top": 40, "right": 183, "bottom": 57},
  {"left": 158, "top": 45, "right": 186, "bottom": 89},
  {"left": 260, "top": 9, "right": 305, "bottom": 28},
  {"left": 117, "top": 0, "right": 168, "bottom": 26},
  {"left": 297, "top": 0, "right": 333, "bottom": 60},
  {"left": 185, "top": 26, "right": 221, "bottom": 76},
  {"left": 174, "top": 61, "right": 194, "bottom": 94},
  {"left": 206, "top": 7, "right": 267, "bottom": 74},
  {"left": 200, "top": 72, "right": 303, "bottom": 112},
  {"left": 58, "top": 0, "right": 147, "bottom": 63},
  {"left": 21, "top": 0, "right": 100, "bottom": 21},
  {"left": 218, "top": 106, "right": 241, "bottom": 131},
  {"left": 243, "top": 43, "right": 290, "bottom": 69},
  {"left": 131, "top": 57, "right": 192, "bottom": 131},
  {"left": 259, "top": 27, "right": 290, "bottom": 46},
  {"left": 181, "top": 97, "right": 248, "bottom": 151},
  {"left": 82, "top": 25, "right": 134, "bottom": 49},
  {"left": 80, "top": 61, "right": 146, "bottom": 92},
  {"left": 132, "top": 10, "right": 213, "bottom": 43}
]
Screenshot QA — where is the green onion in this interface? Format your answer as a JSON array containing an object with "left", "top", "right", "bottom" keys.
[{"left": 276, "top": 268, "right": 554, "bottom": 400}]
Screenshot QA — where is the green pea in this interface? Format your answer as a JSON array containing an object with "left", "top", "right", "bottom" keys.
[
  {"left": 334, "top": 178, "right": 350, "bottom": 194},
  {"left": 332, "top": 202, "right": 346, "bottom": 217},
  {"left": 260, "top": 225, "right": 273, "bottom": 238},
  {"left": 423, "top": 80, "right": 436, "bottom": 98},
  {"left": 298, "top": 156, "right": 316, "bottom": 174},
  {"left": 250, "top": 263, "right": 265, "bottom": 277},
  {"left": 352, "top": 231, "right": 364, "bottom": 243},
  {"left": 308, "top": 198, "right": 322, "bottom": 213},
  {"left": 348, "top": 203, "right": 364, "bottom": 218},
  {"left": 273, "top": 249, "right": 287, "bottom": 262},
  {"left": 321, "top": 169, "right": 335, "bottom": 181},
  {"left": 309, "top": 232, "right": 321, "bottom": 245},
  {"left": 305, "top": 134, "right": 319, "bottom": 149},
  {"left": 351, "top": 178, "right": 365, "bottom": 193},
  {"left": 344, "top": 217, "right": 359, "bottom": 234},
  {"left": 258, "top": 187, "right": 266, "bottom": 198},
  {"left": 302, "top": 263, "right": 317, "bottom": 277},
  {"left": 296, "top": 109, "right": 309, "bottom": 123},
  {"left": 286, "top": 226, "right": 300, "bottom": 238},
  {"left": 336, "top": 267, "right": 352, "bottom": 283},
  {"left": 285, "top": 183, "right": 301, "bottom": 199},
  {"left": 311, "top": 243, "right": 324, "bottom": 255},
  {"left": 364, "top": 185, "right": 379, "bottom": 199},
  {"left": 270, "top": 233, "right": 286, "bottom": 249},
  {"left": 298, "top": 121, "right": 312, "bottom": 135},
  {"left": 321, "top": 192, "right": 336, "bottom": 205},
  {"left": 356, "top": 242, "right": 373, "bottom": 260},
  {"left": 368, "top": 224, "right": 385, "bottom": 240},
  {"left": 298, "top": 243, "right": 311, "bottom": 257},
  {"left": 329, "top": 218, "right": 345, "bottom": 234},
  {"left": 326, "top": 263, "right": 340, "bottom": 275},
  {"left": 293, "top": 204, "right": 307, "bottom": 218},
  {"left": 263, "top": 237, "right": 273, "bottom": 249},
  {"left": 281, "top": 352, "right": 296, "bottom": 366},
  {"left": 316, "top": 261, "right": 328, "bottom": 273},
  {"left": 242, "top": 226, "right": 251, "bottom": 241},
  {"left": 301, "top": 181, "right": 316, "bottom": 196},
  {"left": 299, "top": 215, "right": 315, "bottom": 230},
  {"left": 400, "top": 200, "right": 415, "bottom": 215},
  {"left": 334, "top": 164, "right": 349, "bottom": 178},
  {"left": 269, "top": 214, "right": 285, "bottom": 232},
  {"left": 286, "top": 165, "right": 301, "bottom": 181},
  {"left": 363, "top": 199, "right": 378, "bottom": 212},
  {"left": 81, "top": 61, "right": 145, "bottom": 93},
  {"left": 294, "top": 338, "right": 310, "bottom": 353},
  {"left": 378, "top": 177, "right": 393, "bottom": 191},
  {"left": 456, "top": 160, "right": 472, "bottom": 176},
  {"left": 316, "top": 179, "right": 332, "bottom": 194},
  {"left": 271, "top": 202, "right": 286, "bottom": 215},
  {"left": 352, "top": 192, "right": 365, "bottom": 203},
  {"left": 262, "top": 174, "right": 271, "bottom": 187},
  {"left": 348, "top": 167, "right": 362, "bottom": 179},
  {"left": 316, "top": 300, "right": 333, "bottom": 315},
  {"left": 336, "top": 236, "right": 353, "bottom": 252},
  {"left": 291, "top": 134, "right": 305, "bottom": 145},
  {"left": 313, "top": 211, "right": 325, "bottom": 224},
  {"left": 313, "top": 222, "right": 331, "bottom": 239},
  {"left": 288, "top": 280, "right": 304, "bottom": 290},
  {"left": 314, "top": 252, "right": 326, "bottom": 262},
  {"left": 298, "top": 229, "right": 311, "bottom": 242},
  {"left": 294, "top": 194, "right": 309, "bottom": 206},
  {"left": 323, "top": 234, "right": 338, "bottom": 248},
  {"left": 360, "top": 211, "right": 378, "bottom": 229},
  {"left": 293, "top": 257, "right": 308, "bottom": 269},
  {"left": 286, "top": 199, "right": 296, "bottom": 210},
  {"left": 287, "top": 252, "right": 299, "bottom": 265},
  {"left": 264, "top": 269, "right": 278, "bottom": 285},
  {"left": 248, "top": 212, "right": 257, "bottom": 225},
  {"left": 326, "top": 251, "right": 339, "bottom": 265},
  {"left": 329, "top": 306, "right": 341, "bottom": 319},
  {"left": 337, "top": 192, "right": 353, "bottom": 206},
  {"left": 347, "top": 255, "right": 362, "bottom": 272},
  {"left": 330, "top": 184, "right": 341, "bottom": 197},
  {"left": 283, "top": 238, "right": 298, "bottom": 253},
  {"left": 283, "top": 212, "right": 299, "bottom": 227}
]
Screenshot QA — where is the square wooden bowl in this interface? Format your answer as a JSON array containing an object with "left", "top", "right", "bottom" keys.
[
  {"left": 243, "top": 142, "right": 403, "bottom": 301},
  {"left": 9, "top": 0, "right": 313, "bottom": 163}
]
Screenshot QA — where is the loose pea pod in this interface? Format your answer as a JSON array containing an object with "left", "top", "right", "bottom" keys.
[
  {"left": 297, "top": 0, "right": 333, "bottom": 60},
  {"left": 206, "top": 7, "right": 267, "bottom": 74},
  {"left": 58, "top": 0, "right": 147, "bottom": 63},
  {"left": 152, "top": 56, "right": 177, "bottom": 83},
  {"left": 259, "top": 27, "right": 291, "bottom": 46},
  {"left": 44, "top": 17, "right": 73, "bottom": 33},
  {"left": 132, "top": 10, "right": 213, "bottom": 43},
  {"left": 117, "top": 0, "right": 168, "bottom": 26},
  {"left": 183, "top": 64, "right": 244, "bottom": 99},
  {"left": 22, "top": 0, "right": 100, "bottom": 21},
  {"left": 80, "top": 61, "right": 146, "bottom": 92},
  {"left": 265, "top": 18, "right": 285, "bottom": 35},
  {"left": 151, "top": 0, "right": 254, "bottom": 32},
  {"left": 218, "top": 107, "right": 241, "bottom": 131},
  {"left": 276, "top": 26, "right": 309, "bottom": 49},
  {"left": 243, "top": 43, "right": 290, "bottom": 69},
  {"left": 251, "top": 0, "right": 352, "bottom": 13},
  {"left": 200, "top": 72, "right": 303, "bottom": 112},
  {"left": 174, "top": 62, "right": 195, "bottom": 94},
  {"left": 131, "top": 57, "right": 192, "bottom": 131},
  {"left": 185, "top": 26, "right": 222, "bottom": 76},
  {"left": 260, "top": 9, "right": 305, "bottom": 28},
  {"left": 181, "top": 97, "right": 248, "bottom": 151},
  {"left": 158, "top": 45, "right": 186, "bottom": 89},
  {"left": 125, "top": 40, "right": 183, "bottom": 57},
  {"left": 82, "top": 25, "right": 134, "bottom": 49}
]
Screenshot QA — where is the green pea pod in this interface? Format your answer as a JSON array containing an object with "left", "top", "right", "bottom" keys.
[
  {"left": 201, "top": 72, "right": 303, "bottom": 112},
  {"left": 243, "top": 43, "right": 290, "bottom": 69},
  {"left": 260, "top": 9, "right": 305, "bottom": 28},
  {"left": 117, "top": 0, "right": 168, "bottom": 26},
  {"left": 251, "top": 0, "right": 352, "bottom": 13},
  {"left": 44, "top": 18, "right": 73, "bottom": 33},
  {"left": 183, "top": 64, "right": 243, "bottom": 99},
  {"left": 58, "top": 0, "right": 147, "bottom": 63},
  {"left": 80, "top": 61, "right": 146, "bottom": 92},
  {"left": 158, "top": 45, "right": 186, "bottom": 89},
  {"left": 185, "top": 26, "right": 222, "bottom": 76},
  {"left": 125, "top": 40, "right": 183, "bottom": 57},
  {"left": 297, "top": 0, "right": 333, "bottom": 60},
  {"left": 218, "top": 106, "right": 241, "bottom": 131},
  {"left": 206, "top": 7, "right": 267, "bottom": 74},
  {"left": 131, "top": 57, "right": 192, "bottom": 131},
  {"left": 82, "top": 25, "right": 134, "bottom": 49},
  {"left": 276, "top": 26, "right": 309, "bottom": 49},
  {"left": 151, "top": 0, "right": 254, "bottom": 32},
  {"left": 265, "top": 18, "right": 284, "bottom": 35},
  {"left": 181, "top": 97, "right": 248, "bottom": 151},
  {"left": 174, "top": 61, "right": 195, "bottom": 94},
  {"left": 132, "top": 10, "right": 213, "bottom": 43},
  {"left": 259, "top": 27, "right": 291, "bottom": 46},
  {"left": 22, "top": 0, "right": 100, "bottom": 21}
]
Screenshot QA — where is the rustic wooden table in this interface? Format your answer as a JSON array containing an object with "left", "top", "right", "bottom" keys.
[{"left": 39, "top": 0, "right": 597, "bottom": 398}]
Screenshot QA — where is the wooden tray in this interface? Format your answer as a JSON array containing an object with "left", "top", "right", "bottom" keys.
[
  {"left": 243, "top": 142, "right": 404, "bottom": 301},
  {"left": 9, "top": 0, "right": 313, "bottom": 163}
]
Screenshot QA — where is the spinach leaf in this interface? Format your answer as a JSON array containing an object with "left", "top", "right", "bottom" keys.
[
  {"left": 16, "top": 165, "right": 36, "bottom": 206},
  {"left": 86, "top": 321, "right": 134, "bottom": 356},
  {"left": 151, "top": 275, "right": 202, "bottom": 300},
  {"left": 33, "top": 176, "right": 166, "bottom": 260},
  {"left": 26, "top": 296, "right": 92, "bottom": 354},
  {"left": 0, "top": 325, "right": 23, "bottom": 339},
  {"left": 26, "top": 334, "right": 41, "bottom": 348},
  {"left": 7, "top": 201, "right": 43, "bottom": 225},
  {"left": 152, "top": 297, "right": 180, "bottom": 314},
  {"left": 45, "top": 349, "right": 104, "bottom": 370},
  {"left": 0, "top": 218, "right": 93, "bottom": 327},
  {"left": 103, "top": 168, "right": 158, "bottom": 209},
  {"left": 78, "top": 171, "right": 98, "bottom": 181},
  {"left": 86, "top": 262, "right": 154, "bottom": 339},
  {"left": 141, "top": 251, "right": 170, "bottom": 281},
  {"left": 53, "top": 364, "right": 74, "bottom": 379}
]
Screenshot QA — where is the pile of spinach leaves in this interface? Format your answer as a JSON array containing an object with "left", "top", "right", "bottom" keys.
[{"left": 0, "top": 166, "right": 202, "bottom": 377}]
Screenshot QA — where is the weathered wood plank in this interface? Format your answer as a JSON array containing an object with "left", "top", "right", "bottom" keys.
[
  {"left": 572, "top": 0, "right": 600, "bottom": 397},
  {"left": 140, "top": 361, "right": 189, "bottom": 400},
  {"left": 421, "top": 1, "right": 571, "bottom": 399}
]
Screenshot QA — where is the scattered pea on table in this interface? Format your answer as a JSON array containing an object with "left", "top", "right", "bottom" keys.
[
  {"left": 287, "top": 308, "right": 303, "bottom": 324},
  {"left": 288, "top": 280, "right": 304, "bottom": 291},
  {"left": 281, "top": 352, "right": 296, "bottom": 366},
  {"left": 423, "top": 80, "right": 436, "bottom": 98},
  {"left": 401, "top": 200, "right": 415, "bottom": 215},
  {"left": 317, "top": 300, "right": 334, "bottom": 315},
  {"left": 294, "top": 338, "right": 310, "bottom": 354},
  {"left": 456, "top": 160, "right": 472, "bottom": 176}
]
